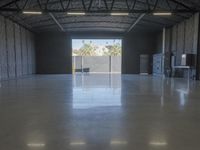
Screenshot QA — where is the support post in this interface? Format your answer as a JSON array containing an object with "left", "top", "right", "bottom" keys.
[
  {"left": 196, "top": 13, "right": 200, "bottom": 80},
  {"left": 162, "top": 28, "right": 166, "bottom": 77}
]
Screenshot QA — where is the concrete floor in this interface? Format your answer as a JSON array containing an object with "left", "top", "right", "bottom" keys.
[{"left": 0, "top": 74, "right": 200, "bottom": 150}]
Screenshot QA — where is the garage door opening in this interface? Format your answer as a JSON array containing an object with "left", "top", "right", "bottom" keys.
[{"left": 72, "top": 39, "right": 122, "bottom": 74}]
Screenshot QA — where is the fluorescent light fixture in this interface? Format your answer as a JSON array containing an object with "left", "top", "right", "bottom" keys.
[
  {"left": 67, "top": 12, "right": 86, "bottom": 15},
  {"left": 27, "top": 143, "right": 45, "bottom": 147},
  {"left": 182, "top": 54, "right": 186, "bottom": 58},
  {"left": 110, "top": 140, "right": 128, "bottom": 145},
  {"left": 149, "top": 142, "right": 167, "bottom": 146},
  {"left": 70, "top": 142, "right": 86, "bottom": 146},
  {"left": 23, "top": 11, "right": 42, "bottom": 15},
  {"left": 153, "top": 12, "right": 172, "bottom": 16},
  {"left": 111, "top": 12, "right": 129, "bottom": 16}
]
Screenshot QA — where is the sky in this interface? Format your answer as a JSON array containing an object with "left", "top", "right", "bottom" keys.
[{"left": 72, "top": 39, "right": 122, "bottom": 50}]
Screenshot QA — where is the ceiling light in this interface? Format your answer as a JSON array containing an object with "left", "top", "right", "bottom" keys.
[
  {"left": 111, "top": 12, "right": 129, "bottom": 16},
  {"left": 67, "top": 12, "right": 86, "bottom": 15},
  {"left": 70, "top": 142, "right": 86, "bottom": 145},
  {"left": 27, "top": 143, "right": 45, "bottom": 147},
  {"left": 149, "top": 142, "right": 167, "bottom": 146},
  {"left": 110, "top": 140, "right": 128, "bottom": 145},
  {"left": 23, "top": 11, "right": 42, "bottom": 15},
  {"left": 153, "top": 12, "right": 172, "bottom": 16}
]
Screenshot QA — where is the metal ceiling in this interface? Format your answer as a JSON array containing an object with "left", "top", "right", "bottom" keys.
[{"left": 0, "top": 0, "right": 199, "bottom": 33}]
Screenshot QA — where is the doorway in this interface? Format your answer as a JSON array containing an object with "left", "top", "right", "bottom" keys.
[{"left": 72, "top": 39, "right": 122, "bottom": 74}]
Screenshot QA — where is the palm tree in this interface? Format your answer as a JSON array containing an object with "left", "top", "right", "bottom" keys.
[
  {"left": 75, "top": 43, "right": 97, "bottom": 56},
  {"left": 105, "top": 43, "right": 121, "bottom": 56}
]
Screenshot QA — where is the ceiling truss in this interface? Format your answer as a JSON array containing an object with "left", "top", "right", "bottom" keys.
[
  {"left": 0, "top": 0, "right": 198, "bottom": 13},
  {"left": 0, "top": 0, "right": 199, "bottom": 32}
]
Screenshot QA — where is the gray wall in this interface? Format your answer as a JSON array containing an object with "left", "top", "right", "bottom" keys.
[
  {"left": 83, "top": 56, "right": 110, "bottom": 72},
  {"left": 36, "top": 31, "right": 158, "bottom": 74},
  {"left": 158, "top": 13, "right": 200, "bottom": 77},
  {"left": 36, "top": 32, "right": 72, "bottom": 74},
  {"left": 111, "top": 56, "right": 121, "bottom": 72},
  {"left": 36, "top": 32, "right": 122, "bottom": 74},
  {"left": 122, "top": 32, "right": 158, "bottom": 74},
  {"left": 170, "top": 13, "right": 199, "bottom": 65},
  {"left": 155, "top": 32, "right": 163, "bottom": 54},
  {"left": 73, "top": 56, "right": 121, "bottom": 73},
  {"left": 0, "top": 16, "right": 36, "bottom": 80}
]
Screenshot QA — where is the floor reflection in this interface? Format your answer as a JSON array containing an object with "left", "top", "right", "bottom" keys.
[
  {"left": 72, "top": 74, "right": 121, "bottom": 109},
  {"left": 0, "top": 75, "right": 200, "bottom": 150}
]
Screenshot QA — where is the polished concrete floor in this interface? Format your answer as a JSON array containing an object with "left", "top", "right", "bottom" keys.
[{"left": 0, "top": 74, "right": 200, "bottom": 150}]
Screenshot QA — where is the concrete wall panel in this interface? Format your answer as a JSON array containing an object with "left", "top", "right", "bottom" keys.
[
  {"left": 171, "top": 25, "right": 177, "bottom": 54},
  {"left": 111, "top": 56, "right": 121, "bottom": 73},
  {"left": 73, "top": 56, "right": 82, "bottom": 70},
  {"left": 0, "top": 16, "right": 36, "bottom": 81},
  {"left": 30, "top": 33, "right": 36, "bottom": 74},
  {"left": 21, "top": 27, "right": 28, "bottom": 75},
  {"left": 14, "top": 23, "right": 22, "bottom": 77},
  {"left": 193, "top": 13, "right": 199, "bottom": 54},
  {"left": 26, "top": 30, "right": 32, "bottom": 74},
  {"left": 176, "top": 22, "right": 185, "bottom": 65},
  {"left": 6, "top": 19, "right": 16, "bottom": 78},
  {"left": 164, "top": 28, "right": 172, "bottom": 72},
  {"left": 0, "top": 16, "right": 8, "bottom": 80},
  {"left": 185, "top": 17, "right": 194, "bottom": 53},
  {"left": 83, "top": 56, "right": 109, "bottom": 73}
]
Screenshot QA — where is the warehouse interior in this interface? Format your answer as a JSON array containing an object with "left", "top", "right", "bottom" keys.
[{"left": 0, "top": 0, "right": 200, "bottom": 150}]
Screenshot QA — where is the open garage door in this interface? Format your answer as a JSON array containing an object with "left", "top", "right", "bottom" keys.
[{"left": 72, "top": 39, "right": 122, "bottom": 74}]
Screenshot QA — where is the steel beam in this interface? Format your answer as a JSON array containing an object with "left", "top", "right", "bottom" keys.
[
  {"left": 102, "top": 0, "right": 108, "bottom": 10},
  {"left": 169, "top": 0, "right": 193, "bottom": 11},
  {"left": 0, "top": 8, "right": 197, "bottom": 13},
  {"left": 110, "top": 0, "right": 115, "bottom": 10},
  {"left": 81, "top": 0, "right": 86, "bottom": 10},
  {"left": 26, "top": 17, "right": 167, "bottom": 28},
  {"left": 0, "top": 0, "right": 198, "bottom": 14},
  {"left": 88, "top": 0, "right": 93, "bottom": 11},
  {"left": 49, "top": 12, "right": 64, "bottom": 31},
  {"left": 126, "top": 13, "right": 145, "bottom": 32},
  {"left": 0, "top": 0, "right": 20, "bottom": 8}
]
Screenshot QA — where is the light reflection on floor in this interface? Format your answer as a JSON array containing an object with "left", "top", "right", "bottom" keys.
[
  {"left": 0, "top": 74, "right": 200, "bottom": 150},
  {"left": 73, "top": 74, "right": 121, "bottom": 109},
  {"left": 73, "top": 88, "right": 121, "bottom": 109}
]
